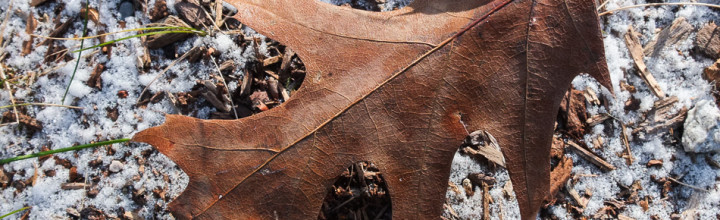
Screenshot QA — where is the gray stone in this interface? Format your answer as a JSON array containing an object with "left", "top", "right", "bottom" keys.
[{"left": 682, "top": 99, "right": 720, "bottom": 153}]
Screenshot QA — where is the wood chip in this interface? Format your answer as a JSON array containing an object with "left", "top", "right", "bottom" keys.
[
  {"left": 618, "top": 214, "right": 636, "bottom": 220},
  {"left": 263, "top": 56, "right": 281, "bottom": 67},
  {"left": 566, "top": 140, "right": 616, "bottom": 171},
  {"left": 22, "top": 12, "right": 38, "bottom": 56},
  {"left": 704, "top": 58, "right": 720, "bottom": 88},
  {"left": 695, "top": 22, "right": 720, "bottom": 59},
  {"left": 625, "top": 26, "right": 665, "bottom": 98},
  {"left": 86, "top": 64, "right": 105, "bottom": 89},
  {"left": 566, "top": 181, "right": 589, "bottom": 210},
  {"left": 647, "top": 159, "right": 663, "bottom": 167},
  {"left": 644, "top": 17, "right": 694, "bottom": 59},
  {"left": 201, "top": 90, "right": 230, "bottom": 112},
  {"left": 633, "top": 97, "right": 687, "bottom": 136},
  {"left": 144, "top": 16, "right": 192, "bottom": 49},
  {"left": 61, "top": 182, "right": 88, "bottom": 190},
  {"left": 583, "top": 87, "right": 600, "bottom": 106},
  {"left": 175, "top": 1, "right": 211, "bottom": 29},
  {"left": 2, "top": 111, "right": 42, "bottom": 132},
  {"left": 218, "top": 60, "right": 235, "bottom": 72},
  {"left": 278, "top": 49, "right": 296, "bottom": 82},
  {"left": 30, "top": 0, "right": 49, "bottom": 6}
]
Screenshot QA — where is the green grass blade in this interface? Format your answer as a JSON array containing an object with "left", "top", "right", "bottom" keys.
[
  {"left": 34, "top": 26, "right": 205, "bottom": 41},
  {"left": 73, "top": 30, "right": 203, "bottom": 53},
  {"left": 0, "top": 207, "right": 30, "bottom": 219},
  {"left": 61, "top": 0, "right": 90, "bottom": 103},
  {"left": 0, "top": 138, "right": 130, "bottom": 164}
]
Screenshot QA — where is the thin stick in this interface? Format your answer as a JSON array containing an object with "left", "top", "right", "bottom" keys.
[
  {"left": 135, "top": 49, "right": 192, "bottom": 104},
  {"left": 596, "top": 0, "right": 610, "bottom": 11},
  {"left": 0, "top": 138, "right": 130, "bottom": 164},
  {"left": 599, "top": 2, "right": 720, "bottom": 16},
  {"left": 0, "top": 102, "right": 83, "bottom": 109},
  {"left": 210, "top": 56, "right": 238, "bottom": 119},
  {"left": 0, "top": 0, "right": 13, "bottom": 49},
  {"left": 61, "top": 0, "right": 90, "bottom": 103},
  {"left": 0, "top": 1, "right": 15, "bottom": 123}
]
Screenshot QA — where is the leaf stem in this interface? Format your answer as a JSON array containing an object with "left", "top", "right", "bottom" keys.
[{"left": 0, "top": 138, "right": 130, "bottom": 164}]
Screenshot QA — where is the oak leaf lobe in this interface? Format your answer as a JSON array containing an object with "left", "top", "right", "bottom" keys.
[{"left": 133, "top": 0, "right": 612, "bottom": 219}]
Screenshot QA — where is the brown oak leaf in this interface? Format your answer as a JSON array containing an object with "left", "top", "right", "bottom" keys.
[{"left": 133, "top": 0, "right": 612, "bottom": 219}]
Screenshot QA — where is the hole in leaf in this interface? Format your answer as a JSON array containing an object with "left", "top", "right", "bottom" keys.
[
  {"left": 319, "top": 0, "right": 414, "bottom": 12},
  {"left": 318, "top": 161, "right": 392, "bottom": 220},
  {"left": 152, "top": 36, "right": 307, "bottom": 120}
]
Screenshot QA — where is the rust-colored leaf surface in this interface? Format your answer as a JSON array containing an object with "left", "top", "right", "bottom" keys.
[{"left": 133, "top": 0, "right": 612, "bottom": 219}]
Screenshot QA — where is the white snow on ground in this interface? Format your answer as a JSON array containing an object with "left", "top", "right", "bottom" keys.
[{"left": 0, "top": 0, "right": 718, "bottom": 219}]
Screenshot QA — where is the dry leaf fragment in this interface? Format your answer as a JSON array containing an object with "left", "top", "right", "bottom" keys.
[{"left": 133, "top": 0, "right": 612, "bottom": 219}]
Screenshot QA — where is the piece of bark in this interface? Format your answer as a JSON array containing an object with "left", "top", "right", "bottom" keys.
[
  {"left": 644, "top": 17, "right": 694, "bottom": 59},
  {"left": 175, "top": 1, "right": 211, "bottom": 29},
  {"left": 86, "top": 64, "right": 105, "bottom": 89},
  {"left": 278, "top": 48, "right": 296, "bottom": 83},
  {"left": 559, "top": 88, "right": 588, "bottom": 137},
  {"left": 461, "top": 130, "right": 506, "bottom": 167},
  {"left": 185, "top": 46, "right": 207, "bottom": 63},
  {"left": 267, "top": 77, "right": 280, "bottom": 100},
  {"left": 149, "top": 0, "right": 170, "bottom": 21},
  {"left": 239, "top": 70, "right": 252, "bottom": 97},
  {"left": 144, "top": 16, "right": 192, "bottom": 49},
  {"left": 30, "top": 0, "right": 49, "bottom": 7},
  {"left": 704, "top": 58, "right": 720, "bottom": 88},
  {"left": 2, "top": 111, "right": 42, "bottom": 132},
  {"left": 625, "top": 26, "right": 665, "bottom": 98},
  {"left": 548, "top": 156, "right": 573, "bottom": 199},
  {"left": 695, "top": 22, "right": 720, "bottom": 59},
  {"left": 218, "top": 60, "right": 235, "bottom": 73},
  {"left": 22, "top": 12, "right": 38, "bottom": 56},
  {"left": 550, "top": 136, "right": 565, "bottom": 159},
  {"left": 633, "top": 97, "right": 686, "bottom": 136},
  {"left": 566, "top": 140, "right": 616, "bottom": 171}
]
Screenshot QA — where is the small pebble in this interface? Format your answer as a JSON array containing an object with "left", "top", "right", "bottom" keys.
[
  {"left": 119, "top": 1, "right": 134, "bottom": 20},
  {"left": 109, "top": 160, "right": 124, "bottom": 173}
]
